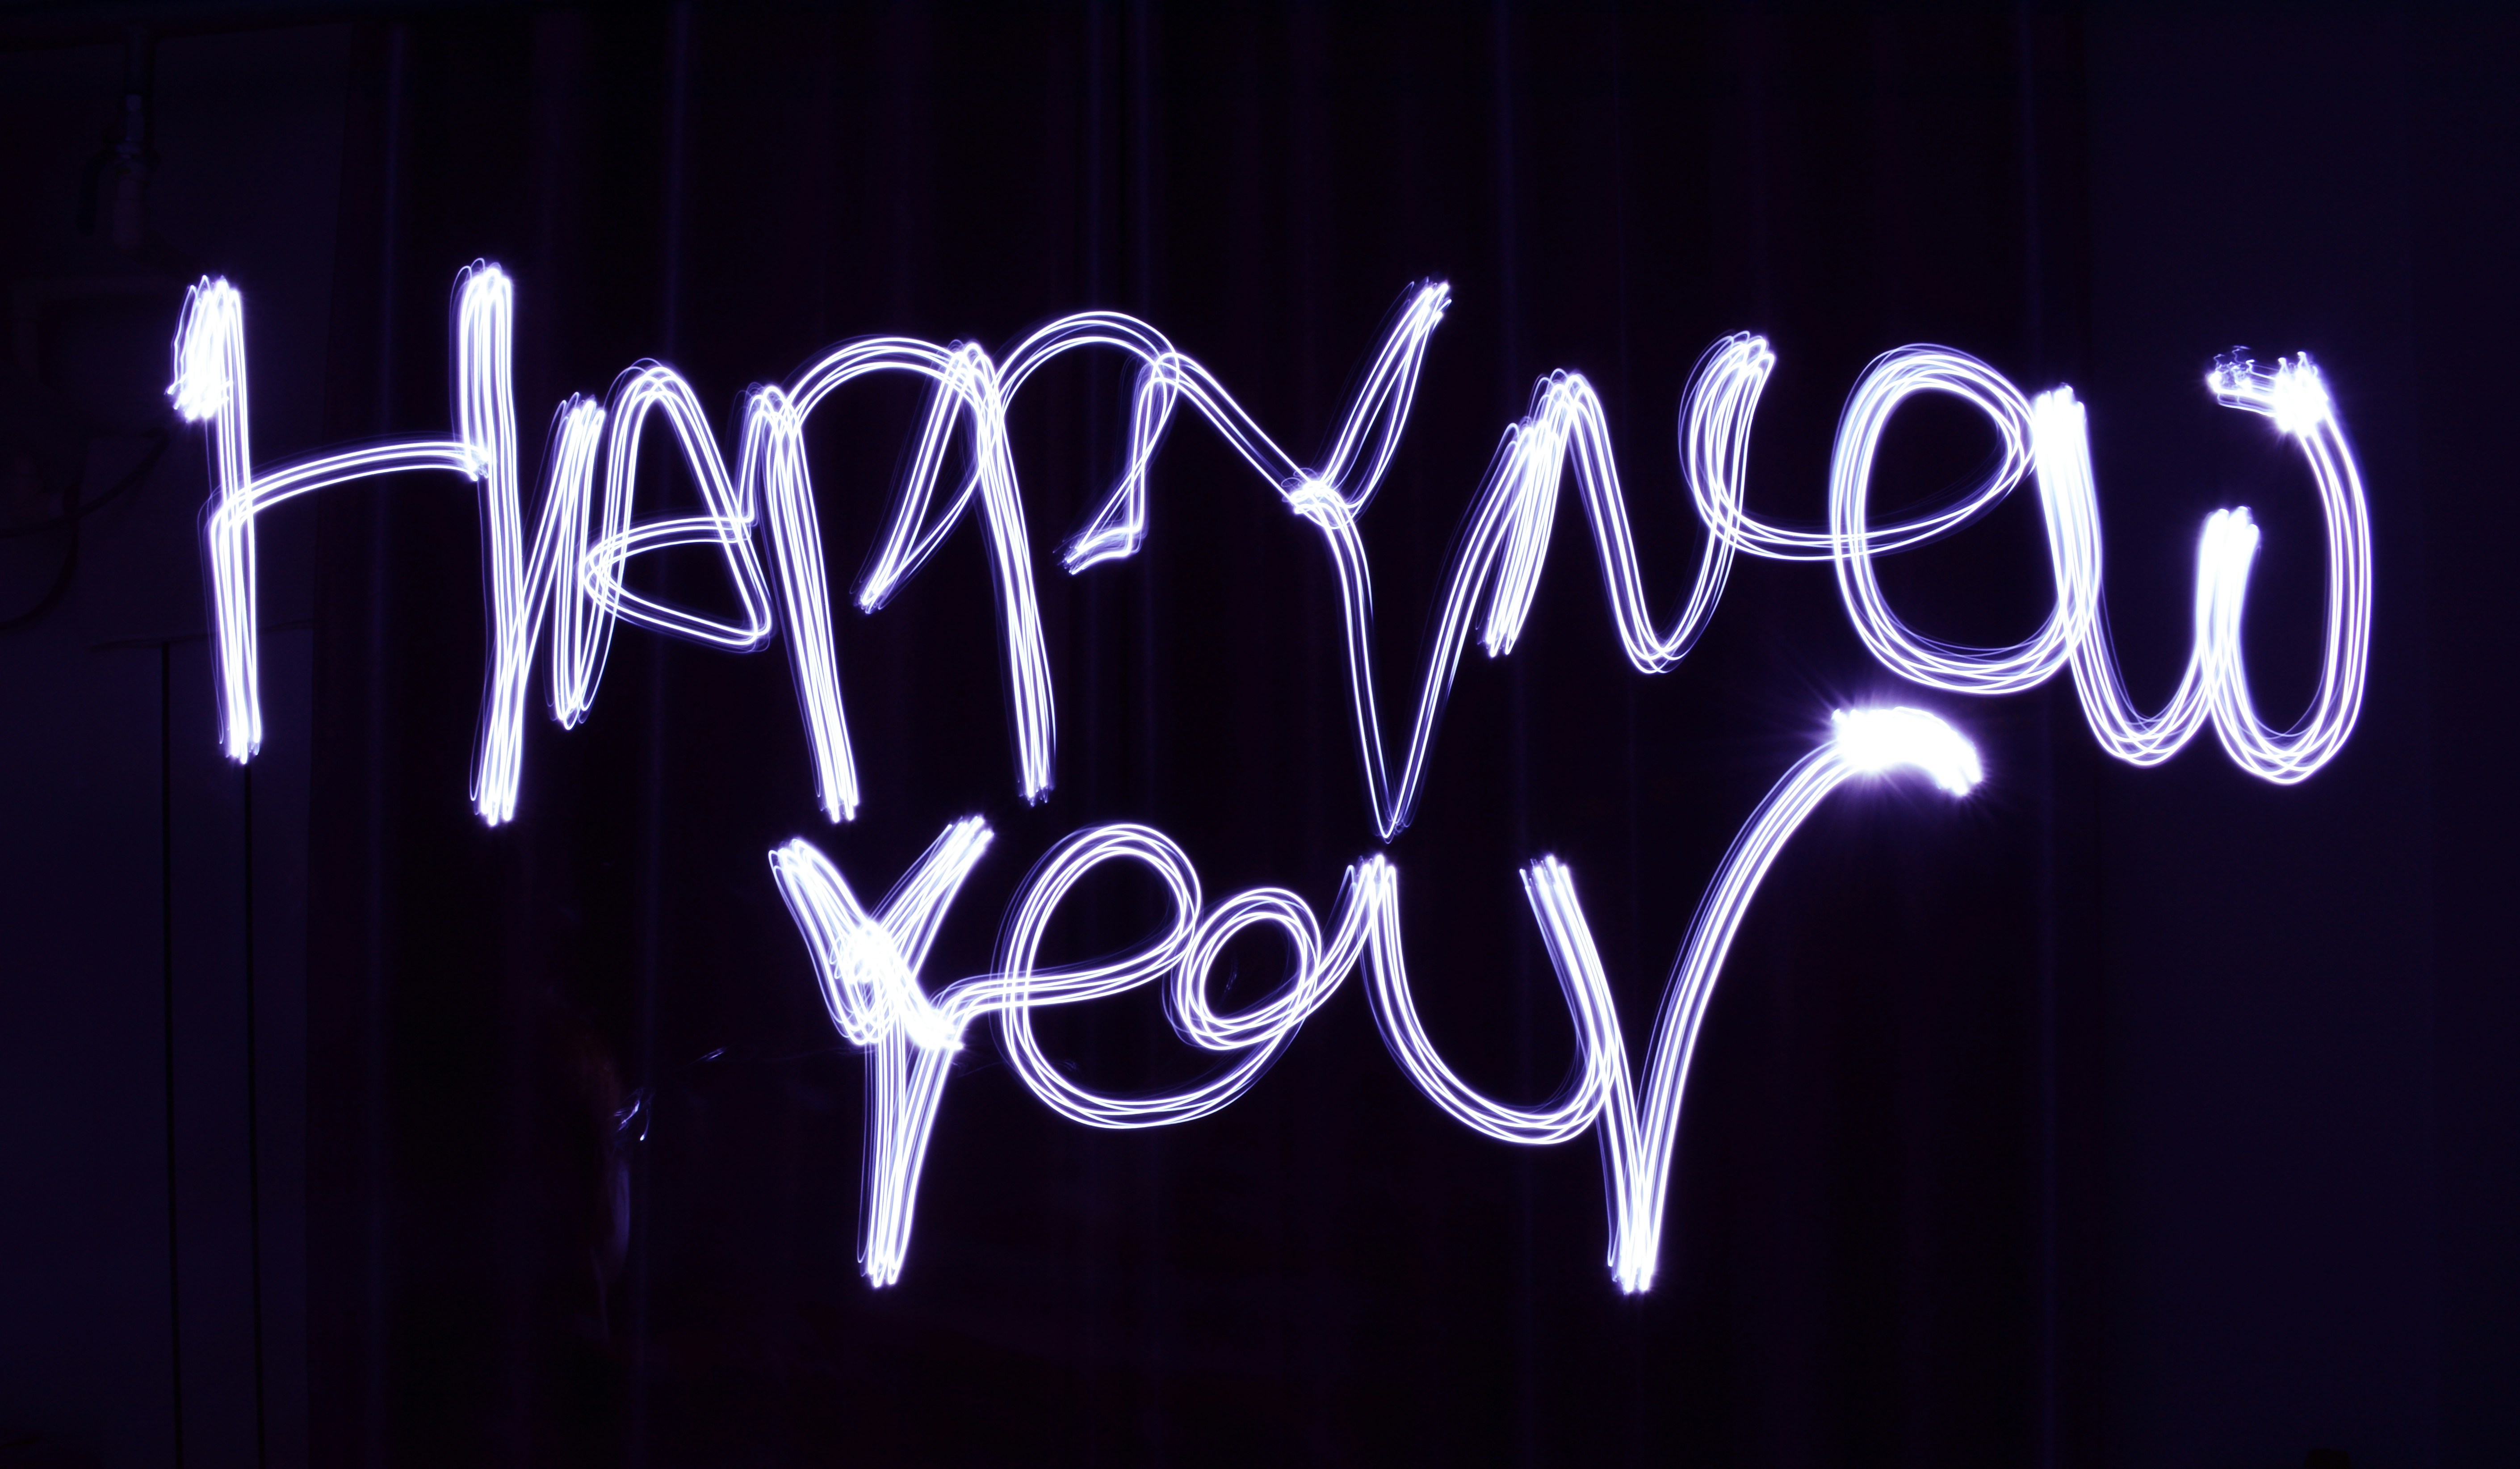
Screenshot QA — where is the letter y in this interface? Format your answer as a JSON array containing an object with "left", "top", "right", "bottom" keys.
[{"left": 769, "top": 817, "right": 993, "bottom": 1285}]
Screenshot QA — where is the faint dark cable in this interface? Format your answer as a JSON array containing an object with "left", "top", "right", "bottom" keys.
[{"left": 0, "top": 427, "right": 173, "bottom": 631}]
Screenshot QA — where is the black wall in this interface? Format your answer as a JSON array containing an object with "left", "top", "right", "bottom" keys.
[{"left": 0, "top": 6, "right": 2509, "bottom": 1469}]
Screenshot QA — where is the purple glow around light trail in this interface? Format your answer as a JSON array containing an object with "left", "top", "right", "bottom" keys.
[
  {"left": 168, "top": 264, "right": 2370, "bottom": 1288},
  {"left": 772, "top": 708, "right": 1980, "bottom": 1290},
  {"left": 173, "top": 263, "right": 2369, "bottom": 827}
]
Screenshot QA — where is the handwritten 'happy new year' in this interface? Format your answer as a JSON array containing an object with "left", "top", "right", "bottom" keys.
[{"left": 169, "top": 264, "right": 2368, "bottom": 1289}]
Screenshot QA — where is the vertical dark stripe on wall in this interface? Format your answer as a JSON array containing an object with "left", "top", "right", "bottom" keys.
[
  {"left": 161, "top": 643, "right": 186, "bottom": 1469},
  {"left": 1130, "top": 0, "right": 1160, "bottom": 827},
  {"left": 1484, "top": 11, "right": 1538, "bottom": 1469},
  {"left": 2012, "top": 9, "right": 2063, "bottom": 1469},
  {"left": 625, "top": 9, "right": 698, "bottom": 1464},
  {"left": 242, "top": 765, "right": 268, "bottom": 1469},
  {"left": 364, "top": 31, "right": 407, "bottom": 1469}
]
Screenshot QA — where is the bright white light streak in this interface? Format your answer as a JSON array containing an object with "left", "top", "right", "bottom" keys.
[
  {"left": 1702, "top": 346, "right": 2042, "bottom": 563},
  {"left": 772, "top": 818, "right": 1380, "bottom": 1284},
  {"left": 186, "top": 262, "right": 2373, "bottom": 829},
  {"left": 753, "top": 285, "right": 1455, "bottom": 818},
  {"left": 471, "top": 265, "right": 780, "bottom": 820},
  {"left": 1364, "top": 708, "right": 1981, "bottom": 1292},
  {"left": 769, "top": 818, "right": 994, "bottom": 1285},
  {"left": 1827, "top": 350, "right": 2099, "bottom": 692},
  {"left": 456, "top": 264, "right": 612, "bottom": 824},
  {"left": 1353, "top": 852, "right": 1622, "bottom": 1146},
  {"left": 184, "top": 265, "right": 792, "bottom": 823},
  {"left": 969, "top": 299, "right": 1774, "bottom": 838},
  {"left": 1750, "top": 340, "right": 2368, "bottom": 782},
  {"left": 1013, "top": 283, "right": 1453, "bottom": 569},
  {"left": 777, "top": 711, "right": 1979, "bottom": 1289},
  {"left": 747, "top": 385, "right": 860, "bottom": 821},
  {"left": 743, "top": 331, "right": 1082, "bottom": 819},
  {"left": 173, "top": 276, "right": 479, "bottom": 762},
  {"left": 989, "top": 825, "right": 1378, "bottom": 1130},
  {"left": 1300, "top": 337, "right": 1771, "bottom": 836},
  {"left": 2045, "top": 354, "right": 2372, "bottom": 782},
  {"left": 586, "top": 363, "right": 777, "bottom": 654}
]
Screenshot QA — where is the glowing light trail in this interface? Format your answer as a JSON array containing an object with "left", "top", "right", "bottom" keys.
[
  {"left": 769, "top": 818, "right": 993, "bottom": 1285},
  {"left": 1797, "top": 341, "right": 2369, "bottom": 785},
  {"left": 771, "top": 817, "right": 1381, "bottom": 1281},
  {"left": 2043, "top": 356, "right": 2372, "bottom": 781},
  {"left": 772, "top": 709, "right": 1980, "bottom": 1289},
  {"left": 180, "top": 265, "right": 782, "bottom": 823},
  {"left": 167, "top": 265, "right": 2372, "bottom": 1288},
  {"left": 177, "top": 264, "right": 2371, "bottom": 829},
  {"left": 172, "top": 277, "right": 480, "bottom": 763},
  {"left": 1365, "top": 707, "right": 1981, "bottom": 1293}
]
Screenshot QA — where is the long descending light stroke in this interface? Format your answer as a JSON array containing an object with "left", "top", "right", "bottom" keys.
[
  {"left": 455, "top": 264, "right": 606, "bottom": 824},
  {"left": 1360, "top": 707, "right": 1982, "bottom": 1293},
  {"left": 759, "top": 336, "right": 1059, "bottom": 815}
]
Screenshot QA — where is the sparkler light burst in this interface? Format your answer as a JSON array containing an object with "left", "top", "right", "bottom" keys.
[{"left": 170, "top": 263, "right": 2372, "bottom": 1288}]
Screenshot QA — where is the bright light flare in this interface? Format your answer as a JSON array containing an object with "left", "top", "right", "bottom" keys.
[
  {"left": 1830, "top": 706, "right": 1983, "bottom": 794},
  {"left": 1358, "top": 708, "right": 1977, "bottom": 1293}
]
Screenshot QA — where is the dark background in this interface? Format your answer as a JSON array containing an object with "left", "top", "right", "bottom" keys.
[{"left": 0, "top": 4, "right": 2510, "bottom": 1467}]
